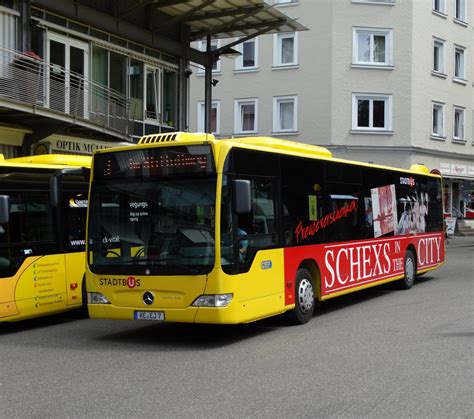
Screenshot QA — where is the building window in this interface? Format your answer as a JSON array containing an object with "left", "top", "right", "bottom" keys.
[
  {"left": 453, "top": 107, "right": 465, "bottom": 141},
  {"left": 0, "top": 9, "right": 17, "bottom": 50},
  {"left": 455, "top": 0, "right": 467, "bottom": 22},
  {"left": 352, "top": 94, "right": 392, "bottom": 131},
  {"left": 197, "top": 101, "right": 220, "bottom": 134},
  {"left": 235, "top": 38, "right": 258, "bottom": 70},
  {"left": 273, "top": 96, "right": 297, "bottom": 132},
  {"left": 353, "top": 28, "right": 393, "bottom": 66},
  {"left": 273, "top": 32, "right": 298, "bottom": 67},
  {"left": 197, "top": 39, "right": 221, "bottom": 74},
  {"left": 432, "top": 102, "right": 445, "bottom": 137},
  {"left": 433, "top": 38, "right": 445, "bottom": 74},
  {"left": 0, "top": 10, "right": 18, "bottom": 77},
  {"left": 234, "top": 99, "right": 258, "bottom": 134},
  {"left": 454, "top": 46, "right": 466, "bottom": 80},
  {"left": 145, "top": 66, "right": 161, "bottom": 121},
  {"left": 433, "top": 0, "right": 446, "bottom": 14},
  {"left": 129, "top": 58, "right": 144, "bottom": 120}
]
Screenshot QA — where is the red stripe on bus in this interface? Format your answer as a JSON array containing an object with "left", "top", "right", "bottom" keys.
[{"left": 284, "top": 232, "right": 444, "bottom": 303}]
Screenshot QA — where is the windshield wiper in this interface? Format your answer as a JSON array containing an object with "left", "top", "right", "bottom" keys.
[
  {"left": 120, "top": 258, "right": 164, "bottom": 264},
  {"left": 152, "top": 258, "right": 201, "bottom": 274},
  {"left": 167, "top": 264, "right": 201, "bottom": 275},
  {"left": 119, "top": 257, "right": 201, "bottom": 274}
]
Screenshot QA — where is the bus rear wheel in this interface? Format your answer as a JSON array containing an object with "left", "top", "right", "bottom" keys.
[
  {"left": 398, "top": 250, "right": 416, "bottom": 290},
  {"left": 289, "top": 268, "right": 315, "bottom": 325}
]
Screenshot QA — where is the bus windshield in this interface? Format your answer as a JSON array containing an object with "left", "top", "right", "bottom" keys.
[
  {"left": 89, "top": 177, "right": 216, "bottom": 275},
  {"left": 0, "top": 171, "right": 88, "bottom": 278}
]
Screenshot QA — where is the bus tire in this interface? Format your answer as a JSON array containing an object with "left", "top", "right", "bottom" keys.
[
  {"left": 80, "top": 276, "right": 89, "bottom": 318},
  {"left": 398, "top": 250, "right": 416, "bottom": 290},
  {"left": 289, "top": 268, "right": 315, "bottom": 325}
]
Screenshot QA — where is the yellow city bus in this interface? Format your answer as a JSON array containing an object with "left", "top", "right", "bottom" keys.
[
  {"left": 86, "top": 133, "right": 444, "bottom": 325},
  {"left": 0, "top": 154, "right": 90, "bottom": 322}
]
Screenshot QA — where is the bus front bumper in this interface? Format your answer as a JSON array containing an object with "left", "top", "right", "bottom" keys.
[{"left": 88, "top": 303, "right": 242, "bottom": 324}]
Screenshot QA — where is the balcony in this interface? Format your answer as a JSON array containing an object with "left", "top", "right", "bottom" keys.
[{"left": 0, "top": 47, "right": 133, "bottom": 141}]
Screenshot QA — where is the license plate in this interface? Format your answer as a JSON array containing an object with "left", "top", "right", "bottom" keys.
[{"left": 134, "top": 311, "right": 165, "bottom": 321}]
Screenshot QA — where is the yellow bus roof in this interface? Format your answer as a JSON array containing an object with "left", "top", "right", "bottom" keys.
[
  {"left": 96, "top": 132, "right": 440, "bottom": 178},
  {"left": 0, "top": 154, "right": 91, "bottom": 169},
  {"left": 137, "top": 132, "right": 332, "bottom": 158}
]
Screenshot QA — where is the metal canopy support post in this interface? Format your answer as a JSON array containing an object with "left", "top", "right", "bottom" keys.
[
  {"left": 20, "top": 0, "right": 31, "bottom": 52},
  {"left": 213, "top": 23, "right": 281, "bottom": 56},
  {"left": 178, "top": 57, "right": 187, "bottom": 131},
  {"left": 204, "top": 35, "right": 213, "bottom": 134},
  {"left": 191, "top": 18, "right": 287, "bottom": 41}
]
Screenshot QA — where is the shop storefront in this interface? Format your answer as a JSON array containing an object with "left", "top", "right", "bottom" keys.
[
  {"left": 0, "top": 125, "right": 32, "bottom": 158},
  {"left": 33, "top": 134, "right": 132, "bottom": 156},
  {"left": 440, "top": 162, "right": 474, "bottom": 219}
]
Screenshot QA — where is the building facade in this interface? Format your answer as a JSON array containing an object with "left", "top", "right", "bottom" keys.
[
  {"left": 0, "top": 0, "right": 302, "bottom": 158},
  {"left": 189, "top": 0, "right": 474, "bottom": 218},
  {"left": 0, "top": 0, "right": 187, "bottom": 157}
]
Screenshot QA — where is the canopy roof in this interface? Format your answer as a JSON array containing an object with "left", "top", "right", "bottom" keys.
[
  {"left": 33, "top": 0, "right": 306, "bottom": 62},
  {"left": 147, "top": 0, "right": 306, "bottom": 41}
]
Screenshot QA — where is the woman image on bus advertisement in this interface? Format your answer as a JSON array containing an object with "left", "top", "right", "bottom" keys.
[
  {"left": 419, "top": 192, "right": 429, "bottom": 233},
  {"left": 396, "top": 191, "right": 429, "bottom": 235},
  {"left": 371, "top": 184, "right": 397, "bottom": 238}
]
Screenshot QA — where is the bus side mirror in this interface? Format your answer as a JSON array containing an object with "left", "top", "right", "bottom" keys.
[
  {"left": 234, "top": 179, "right": 251, "bottom": 214},
  {"left": 51, "top": 167, "right": 88, "bottom": 207},
  {"left": 0, "top": 195, "right": 10, "bottom": 224}
]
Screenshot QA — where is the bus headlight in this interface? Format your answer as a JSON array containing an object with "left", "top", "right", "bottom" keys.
[
  {"left": 192, "top": 294, "right": 233, "bottom": 308},
  {"left": 88, "top": 292, "right": 111, "bottom": 305}
]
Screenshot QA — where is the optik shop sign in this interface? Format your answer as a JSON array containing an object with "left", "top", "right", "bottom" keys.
[{"left": 53, "top": 138, "right": 113, "bottom": 154}]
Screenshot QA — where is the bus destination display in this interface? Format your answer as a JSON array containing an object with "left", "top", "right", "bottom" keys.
[{"left": 95, "top": 145, "right": 215, "bottom": 179}]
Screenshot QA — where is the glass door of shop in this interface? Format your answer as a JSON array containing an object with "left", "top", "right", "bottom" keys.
[
  {"left": 145, "top": 65, "right": 161, "bottom": 123},
  {"left": 452, "top": 182, "right": 462, "bottom": 218},
  {"left": 47, "top": 34, "right": 89, "bottom": 117}
]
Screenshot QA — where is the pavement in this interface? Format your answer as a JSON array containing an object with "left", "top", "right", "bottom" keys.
[{"left": 446, "top": 235, "right": 474, "bottom": 248}]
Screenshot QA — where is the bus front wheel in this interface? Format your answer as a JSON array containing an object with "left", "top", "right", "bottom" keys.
[
  {"left": 80, "top": 276, "right": 89, "bottom": 318},
  {"left": 398, "top": 250, "right": 416, "bottom": 290},
  {"left": 289, "top": 268, "right": 315, "bottom": 325}
]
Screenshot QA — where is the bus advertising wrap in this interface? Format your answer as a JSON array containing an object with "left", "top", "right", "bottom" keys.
[
  {"left": 86, "top": 133, "right": 445, "bottom": 325},
  {"left": 284, "top": 232, "right": 444, "bottom": 302}
]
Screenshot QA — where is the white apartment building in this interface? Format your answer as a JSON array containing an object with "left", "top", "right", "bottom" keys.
[{"left": 189, "top": 0, "right": 474, "bottom": 218}]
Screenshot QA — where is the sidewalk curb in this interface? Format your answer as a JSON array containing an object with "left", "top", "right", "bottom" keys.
[
  {"left": 447, "top": 245, "right": 474, "bottom": 249},
  {"left": 445, "top": 237, "right": 474, "bottom": 249}
]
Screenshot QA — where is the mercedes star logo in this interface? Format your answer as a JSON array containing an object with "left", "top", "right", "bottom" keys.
[{"left": 143, "top": 291, "right": 154, "bottom": 306}]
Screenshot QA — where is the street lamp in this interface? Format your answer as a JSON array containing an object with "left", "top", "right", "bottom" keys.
[{"left": 204, "top": 38, "right": 241, "bottom": 134}]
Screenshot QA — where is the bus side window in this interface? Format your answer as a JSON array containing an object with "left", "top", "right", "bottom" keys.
[
  {"left": 325, "top": 184, "right": 363, "bottom": 242},
  {"left": 0, "top": 191, "right": 57, "bottom": 277},
  {"left": 280, "top": 156, "right": 324, "bottom": 246},
  {"left": 11, "top": 192, "right": 56, "bottom": 244},
  {"left": 63, "top": 192, "right": 87, "bottom": 251},
  {"left": 239, "top": 178, "right": 278, "bottom": 264}
]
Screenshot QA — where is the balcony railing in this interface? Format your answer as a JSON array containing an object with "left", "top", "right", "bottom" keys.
[{"left": 0, "top": 47, "right": 133, "bottom": 138}]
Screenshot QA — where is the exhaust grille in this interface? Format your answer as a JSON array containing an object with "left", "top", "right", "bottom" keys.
[
  {"left": 138, "top": 132, "right": 215, "bottom": 145},
  {"left": 138, "top": 133, "right": 178, "bottom": 144}
]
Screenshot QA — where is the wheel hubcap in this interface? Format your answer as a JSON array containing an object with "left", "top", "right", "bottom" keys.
[
  {"left": 405, "top": 257, "right": 415, "bottom": 283},
  {"left": 298, "top": 278, "right": 314, "bottom": 314}
]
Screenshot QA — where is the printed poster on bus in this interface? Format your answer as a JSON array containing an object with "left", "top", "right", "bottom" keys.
[
  {"left": 371, "top": 184, "right": 397, "bottom": 238},
  {"left": 395, "top": 191, "right": 430, "bottom": 235}
]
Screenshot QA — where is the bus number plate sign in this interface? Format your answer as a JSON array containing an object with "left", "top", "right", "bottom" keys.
[{"left": 134, "top": 311, "right": 165, "bottom": 321}]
